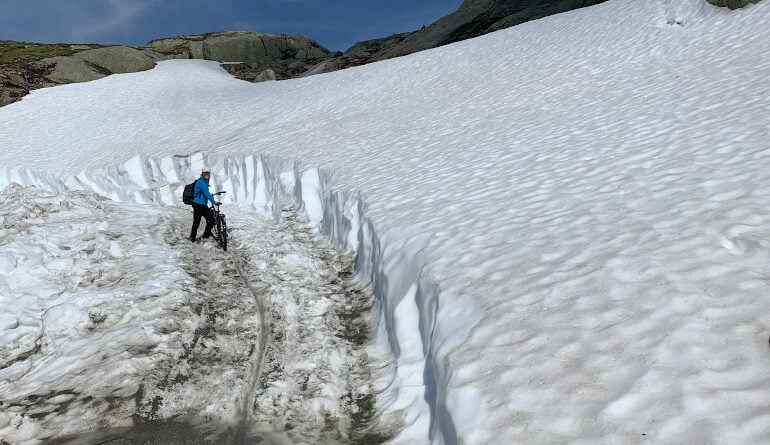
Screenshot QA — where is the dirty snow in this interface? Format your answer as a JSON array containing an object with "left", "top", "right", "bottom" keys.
[
  {"left": 1, "top": 0, "right": 770, "bottom": 443},
  {"left": 0, "top": 185, "right": 391, "bottom": 444}
]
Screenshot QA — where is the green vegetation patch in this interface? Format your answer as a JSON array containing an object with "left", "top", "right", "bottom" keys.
[{"left": 0, "top": 41, "right": 104, "bottom": 65}]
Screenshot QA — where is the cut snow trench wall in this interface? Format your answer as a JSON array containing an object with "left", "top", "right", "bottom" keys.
[{"left": 0, "top": 152, "right": 481, "bottom": 444}]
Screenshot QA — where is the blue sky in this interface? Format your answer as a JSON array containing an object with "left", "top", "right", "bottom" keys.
[{"left": 0, "top": 0, "right": 463, "bottom": 52}]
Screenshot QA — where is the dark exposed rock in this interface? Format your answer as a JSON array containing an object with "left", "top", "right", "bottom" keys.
[
  {"left": 221, "top": 64, "right": 282, "bottom": 82},
  {"left": 0, "top": 61, "right": 57, "bottom": 106},
  {"left": 706, "top": 0, "right": 762, "bottom": 9}
]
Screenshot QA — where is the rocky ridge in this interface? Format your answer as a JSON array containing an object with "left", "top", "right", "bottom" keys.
[
  {"left": 309, "top": 0, "right": 610, "bottom": 75},
  {"left": 0, "top": 0, "right": 764, "bottom": 107},
  {"left": 145, "top": 31, "right": 331, "bottom": 82}
]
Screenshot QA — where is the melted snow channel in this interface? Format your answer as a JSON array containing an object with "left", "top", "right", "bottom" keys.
[{"left": 0, "top": 152, "right": 477, "bottom": 444}]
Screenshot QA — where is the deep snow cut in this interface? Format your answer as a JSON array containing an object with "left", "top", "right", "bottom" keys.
[
  {"left": 2, "top": 0, "right": 770, "bottom": 443},
  {"left": 0, "top": 151, "right": 453, "bottom": 443}
]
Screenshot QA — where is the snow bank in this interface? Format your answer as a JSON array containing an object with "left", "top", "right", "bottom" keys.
[{"left": 0, "top": 153, "right": 475, "bottom": 443}]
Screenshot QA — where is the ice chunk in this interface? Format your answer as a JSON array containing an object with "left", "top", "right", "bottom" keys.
[{"left": 0, "top": 313, "right": 19, "bottom": 330}]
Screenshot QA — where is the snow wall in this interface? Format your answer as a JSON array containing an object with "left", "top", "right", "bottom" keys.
[{"left": 0, "top": 152, "right": 480, "bottom": 445}]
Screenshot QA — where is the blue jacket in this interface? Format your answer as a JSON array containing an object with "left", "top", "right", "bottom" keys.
[{"left": 193, "top": 177, "right": 216, "bottom": 206}]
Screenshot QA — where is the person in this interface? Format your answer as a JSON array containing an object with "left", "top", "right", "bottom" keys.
[{"left": 189, "top": 167, "right": 219, "bottom": 242}]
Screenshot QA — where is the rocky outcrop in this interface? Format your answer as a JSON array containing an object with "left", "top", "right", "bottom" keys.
[
  {"left": 146, "top": 31, "right": 330, "bottom": 81},
  {"left": 74, "top": 46, "right": 157, "bottom": 74},
  {"left": 32, "top": 56, "right": 105, "bottom": 84},
  {"left": 1, "top": 42, "right": 96, "bottom": 106},
  {"left": 310, "top": 0, "right": 609, "bottom": 74},
  {"left": 35, "top": 47, "right": 157, "bottom": 84},
  {"left": 146, "top": 31, "right": 328, "bottom": 62},
  {"left": 1, "top": 45, "right": 157, "bottom": 106},
  {"left": 302, "top": 33, "right": 411, "bottom": 76},
  {"left": 706, "top": 0, "right": 762, "bottom": 8}
]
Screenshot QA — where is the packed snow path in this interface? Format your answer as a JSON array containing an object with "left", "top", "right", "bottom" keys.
[{"left": 0, "top": 186, "right": 395, "bottom": 444}]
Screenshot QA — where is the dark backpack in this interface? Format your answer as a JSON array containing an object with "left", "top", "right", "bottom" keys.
[{"left": 182, "top": 182, "right": 196, "bottom": 205}]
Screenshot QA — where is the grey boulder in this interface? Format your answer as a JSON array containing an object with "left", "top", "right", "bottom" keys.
[
  {"left": 34, "top": 56, "right": 105, "bottom": 83},
  {"left": 75, "top": 46, "right": 156, "bottom": 73},
  {"left": 37, "top": 46, "right": 156, "bottom": 84}
]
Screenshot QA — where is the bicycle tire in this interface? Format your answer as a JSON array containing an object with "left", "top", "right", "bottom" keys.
[
  {"left": 215, "top": 218, "right": 225, "bottom": 251},
  {"left": 221, "top": 221, "right": 227, "bottom": 251}
]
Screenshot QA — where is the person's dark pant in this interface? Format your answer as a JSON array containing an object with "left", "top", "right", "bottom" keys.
[{"left": 190, "top": 203, "right": 214, "bottom": 241}]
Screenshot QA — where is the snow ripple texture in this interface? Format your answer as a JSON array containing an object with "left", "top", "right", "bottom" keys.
[{"left": 1, "top": 0, "right": 770, "bottom": 443}]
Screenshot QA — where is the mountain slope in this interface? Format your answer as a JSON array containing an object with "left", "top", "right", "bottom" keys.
[
  {"left": 321, "top": 0, "right": 608, "bottom": 69},
  {"left": 0, "top": 1, "right": 611, "bottom": 106},
  {"left": 1, "top": 0, "right": 770, "bottom": 443}
]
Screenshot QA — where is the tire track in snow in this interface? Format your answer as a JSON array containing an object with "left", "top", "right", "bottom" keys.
[
  {"left": 128, "top": 208, "right": 267, "bottom": 440},
  {"left": 230, "top": 251, "right": 269, "bottom": 442},
  {"left": 229, "top": 205, "right": 398, "bottom": 444}
]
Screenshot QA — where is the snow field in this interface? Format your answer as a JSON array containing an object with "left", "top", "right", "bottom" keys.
[{"left": 1, "top": 0, "right": 770, "bottom": 443}]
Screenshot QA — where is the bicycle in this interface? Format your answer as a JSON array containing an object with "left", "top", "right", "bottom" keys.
[{"left": 210, "top": 191, "right": 228, "bottom": 251}]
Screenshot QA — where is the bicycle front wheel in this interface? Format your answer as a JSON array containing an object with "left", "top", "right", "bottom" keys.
[
  {"left": 215, "top": 218, "right": 226, "bottom": 251},
  {"left": 220, "top": 221, "right": 227, "bottom": 251}
]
